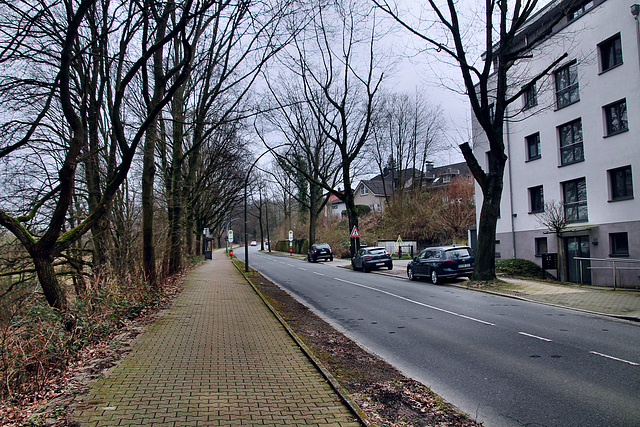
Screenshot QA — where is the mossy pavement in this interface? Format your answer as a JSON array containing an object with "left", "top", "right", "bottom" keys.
[{"left": 74, "top": 249, "right": 362, "bottom": 426}]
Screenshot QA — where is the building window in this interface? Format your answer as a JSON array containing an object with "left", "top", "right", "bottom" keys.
[
  {"left": 495, "top": 240, "right": 501, "bottom": 258},
  {"left": 608, "top": 165, "right": 633, "bottom": 201},
  {"left": 604, "top": 99, "right": 628, "bottom": 136},
  {"left": 563, "top": 178, "right": 588, "bottom": 223},
  {"left": 558, "top": 119, "right": 584, "bottom": 165},
  {"left": 529, "top": 185, "right": 544, "bottom": 213},
  {"left": 555, "top": 62, "right": 579, "bottom": 109},
  {"left": 609, "top": 232, "right": 629, "bottom": 257},
  {"left": 526, "top": 132, "right": 541, "bottom": 161},
  {"left": 568, "top": 1, "right": 594, "bottom": 21},
  {"left": 360, "top": 185, "right": 368, "bottom": 196},
  {"left": 523, "top": 83, "right": 537, "bottom": 109},
  {"left": 535, "top": 237, "right": 548, "bottom": 257},
  {"left": 443, "top": 175, "right": 451, "bottom": 184},
  {"left": 599, "top": 33, "right": 623, "bottom": 72}
]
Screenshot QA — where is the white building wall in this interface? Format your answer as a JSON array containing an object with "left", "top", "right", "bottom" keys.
[{"left": 472, "top": 0, "right": 640, "bottom": 286}]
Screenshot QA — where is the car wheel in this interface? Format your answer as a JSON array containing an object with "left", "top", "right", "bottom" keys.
[
  {"left": 430, "top": 269, "right": 439, "bottom": 284},
  {"left": 407, "top": 267, "right": 416, "bottom": 281},
  {"left": 307, "top": 255, "right": 312, "bottom": 262},
  {"left": 387, "top": 262, "right": 393, "bottom": 270},
  {"left": 329, "top": 256, "right": 333, "bottom": 261},
  {"left": 351, "top": 262, "right": 358, "bottom": 271},
  {"left": 362, "top": 264, "right": 369, "bottom": 273}
]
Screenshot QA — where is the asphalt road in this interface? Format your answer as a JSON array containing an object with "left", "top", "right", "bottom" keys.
[{"left": 238, "top": 247, "right": 640, "bottom": 426}]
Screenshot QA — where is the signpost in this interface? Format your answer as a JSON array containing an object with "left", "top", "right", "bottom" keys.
[
  {"left": 350, "top": 226, "right": 360, "bottom": 257},
  {"left": 228, "top": 230, "right": 234, "bottom": 257},
  {"left": 289, "top": 230, "right": 293, "bottom": 254}
]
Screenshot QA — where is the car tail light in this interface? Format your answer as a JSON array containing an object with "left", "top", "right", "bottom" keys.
[
  {"left": 442, "top": 260, "right": 454, "bottom": 265},
  {"left": 364, "top": 256, "right": 372, "bottom": 260}
]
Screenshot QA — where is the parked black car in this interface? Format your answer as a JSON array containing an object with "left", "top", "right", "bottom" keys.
[
  {"left": 407, "top": 245, "right": 474, "bottom": 284},
  {"left": 351, "top": 247, "right": 393, "bottom": 272},
  {"left": 307, "top": 243, "right": 333, "bottom": 262}
]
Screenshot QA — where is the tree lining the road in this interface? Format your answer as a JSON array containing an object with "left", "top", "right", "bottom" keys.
[
  {"left": 375, "top": 0, "right": 571, "bottom": 280},
  {"left": 259, "top": 1, "right": 386, "bottom": 255}
]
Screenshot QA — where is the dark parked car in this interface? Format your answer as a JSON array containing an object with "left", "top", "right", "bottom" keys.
[
  {"left": 351, "top": 247, "right": 393, "bottom": 272},
  {"left": 307, "top": 243, "right": 333, "bottom": 262},
  {"left": 407, "top": 245, "right": 475, "bottom": 284}
]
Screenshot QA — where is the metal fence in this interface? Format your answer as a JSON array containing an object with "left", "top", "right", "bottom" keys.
[{"left": 574, "top": 257, "right": 640, "bottom": 289}]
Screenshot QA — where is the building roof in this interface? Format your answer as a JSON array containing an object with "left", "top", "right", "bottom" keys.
[{"left": 360, "top": 162, "right": 471, "bottom": 195}]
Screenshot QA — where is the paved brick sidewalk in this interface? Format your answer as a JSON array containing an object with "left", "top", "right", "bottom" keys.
[
  {"left": 495, "top": 277, "right": 640, "bottom": 320},
  {"left": 74, "top": 250, "right": 361, "bottom": 426}
]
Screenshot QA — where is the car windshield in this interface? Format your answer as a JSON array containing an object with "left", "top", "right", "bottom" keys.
[
  {"left": 369, "top": 248, "right": 386, "bottom": 255},
  {"left": 316, "top": 243, "right": 330, "bottom": 249},
  {"left": 444, "top": 248, "right": 471, "bottom": 259}
]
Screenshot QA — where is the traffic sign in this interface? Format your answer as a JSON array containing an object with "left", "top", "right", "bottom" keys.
[
  {"left": 288, "top": 230, "right": 293, "bottom": 241},
  {"left": 228, "top": 229, "right": 234, "bottom": 243},
  {"left": 350, "top": 226, "right": 360, "bottom": 238}
]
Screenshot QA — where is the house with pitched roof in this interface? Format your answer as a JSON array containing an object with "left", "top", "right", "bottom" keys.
[{"left": 353, "top": 162, "right": 472, "bottom": 212}]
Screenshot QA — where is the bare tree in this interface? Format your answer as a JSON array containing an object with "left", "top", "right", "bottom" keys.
[
  {"left": 536, "top": 199, "right": 567, "bottom": 279},
  {"left": 262, "top": 1, "right": 386, "bottom": 254},
  {"left": 368, "top": 90, "right": 445, "bottom": 203},
  {"left": 0, "top": 0, "right": 204, "bottom": 311},
  {"left": 261, "top": 83, "right": 336, "bottom": 245},
  {"left": 375, "top": 0, "right": 569, "bottom": 280},
  {"left": 158, "top": 0, "right": 298, "bottom": 275}
]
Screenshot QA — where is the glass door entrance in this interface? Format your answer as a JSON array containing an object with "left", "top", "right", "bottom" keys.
[{"left": 565, "top": 236, "right": 591, "bottom": 284}]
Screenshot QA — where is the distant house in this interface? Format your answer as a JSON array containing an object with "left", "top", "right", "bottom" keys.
[
  {"left": 353, "top": 162, "right": 472, "bottom": 212},
  {"left": 324, "top": 193, "right": 346, "bottom": 217}
]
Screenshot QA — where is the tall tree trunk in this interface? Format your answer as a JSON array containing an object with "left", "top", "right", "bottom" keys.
[
  {"left": 142, "top": 125, "right": 158, "bottom": 286},
  {"left": 141, "top": 0, "right": 171, "bottom": 288},
  {"left": 461, "top": 142, "right": 506, "bottom": 281},
  {"left": 167, "top": 84, "right": 185, "bottom": 275},
  {"left": 184, "top": 144, "right": 200, "bottom": 256},
  {"left": 33, "top": 254, "right": 68, "bottom": 311}
]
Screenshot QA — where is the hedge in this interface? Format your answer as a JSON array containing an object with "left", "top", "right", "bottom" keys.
[{"left": 275, "top": 239, "right": 309, "bottom": 255}]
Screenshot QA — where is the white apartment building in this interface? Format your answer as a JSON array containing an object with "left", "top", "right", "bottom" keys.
[{"left": 472, "top": 0, "right": 640, "bottom": 286}]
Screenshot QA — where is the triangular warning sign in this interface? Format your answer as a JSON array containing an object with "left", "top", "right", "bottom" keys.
[{"left": 350, "top": 226, "right": 360, "bottom": 238}]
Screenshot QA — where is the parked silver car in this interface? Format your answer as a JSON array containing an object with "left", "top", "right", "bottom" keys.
[{"left": 351, "top": 247, "right": 393, "bottom": 272}]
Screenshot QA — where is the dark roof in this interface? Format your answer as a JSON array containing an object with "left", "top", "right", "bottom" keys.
[{"left": 360, "top": 162, "right": 471, "bottom": 195}]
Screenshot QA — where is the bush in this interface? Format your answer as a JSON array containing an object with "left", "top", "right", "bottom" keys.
[
  {"left": 496, "top": 258, "right": 554, "bottom": 279},
  {"left": 0, "top": 274, "right": 177, "bottom": 400},
  {"left": 356, "top": 204, "right": 371, "bottom": 215}
]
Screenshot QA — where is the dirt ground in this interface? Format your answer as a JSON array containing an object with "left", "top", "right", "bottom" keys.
[{"left": 2, "top": 265, "right": 482, "bottom": 426}]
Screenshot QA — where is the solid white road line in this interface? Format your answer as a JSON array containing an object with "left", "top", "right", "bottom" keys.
[
  {"left": 589, "top": 351, "right": 639, "bottom": 366},
  {"left": 333, "top": 278, "right": 495, "bottom": 326},
  {"left": 518, "top": 332, "right": 553, "bottom": 342}
]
